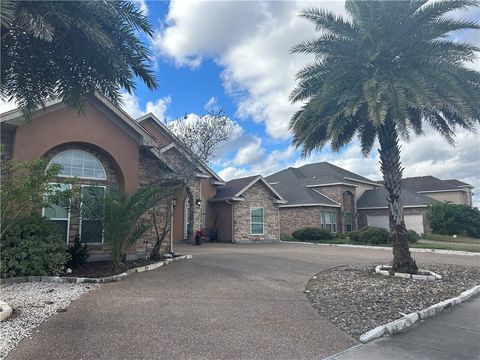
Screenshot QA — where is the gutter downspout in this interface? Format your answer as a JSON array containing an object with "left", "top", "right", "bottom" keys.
[{"left": 226, "top": 200, "right": 234, "bottom": 243}]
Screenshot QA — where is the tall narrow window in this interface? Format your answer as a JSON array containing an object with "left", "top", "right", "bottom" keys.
[
  {"left": 200, "top": 203, "right": 206, "bottom": 229},
  {"left": 80, "top": 185, "right": 105, "bottom": 243},
  {"left": 251, "top": 207, "right": 264, "bottom": 235},
  {"left": 345, "top": 213, "right": 353, "bottom": 232},
  {"left": 321, "top": 211, "right": 337, "bottom": 233},
  {"left": 43, "top": 183, "right": 71, "bottom": 243}
]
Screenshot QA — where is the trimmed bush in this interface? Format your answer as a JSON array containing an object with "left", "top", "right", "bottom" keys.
[
  {"left": 351, "top": 226, "right": 389, "bottom": 244},
  {"left": 0, "top": 215, "right": 70, "bottom": 278},
  {"left": 292, "top": 227, "right": 334, "bottom": 241},
  {"left": 427, "top": 203, "right": 480, "bottom": 238},
  {"left": 407, "top": 230, "right": 420, "bottom": 243}
]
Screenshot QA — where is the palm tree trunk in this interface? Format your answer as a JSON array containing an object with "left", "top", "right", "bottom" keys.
[{"left": 378, "top": 120, "right": 418, "bottom": 274}]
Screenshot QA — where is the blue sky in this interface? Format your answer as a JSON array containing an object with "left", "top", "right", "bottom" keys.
[
  {"left": 2, "top": 1, "right": 476, "bottom": 203},
  {"left": 120, "top": 0, "right": 479, "bottom": 207}
]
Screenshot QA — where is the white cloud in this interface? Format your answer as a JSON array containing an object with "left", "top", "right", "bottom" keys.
[
  {"left": 154, "top": 1, "right": 347, "bottom": 139},
  {"left": 120, "top": 92, "right": 171, "bottom": 122},
  {"left": 137, "top": 0, "right": 148, "bottom": 16},
  {"left": 233, "top": 136, "right": 265, "bottom": 165}
]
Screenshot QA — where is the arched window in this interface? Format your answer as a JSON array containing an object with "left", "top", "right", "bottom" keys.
[{"left": 49, "top": 149, "right": 106, "bottom": 180}]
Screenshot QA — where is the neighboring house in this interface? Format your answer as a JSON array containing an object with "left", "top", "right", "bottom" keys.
[
  {"left": 0, "top": 94, "right": 228, "bottom": 260},
  {"left": 402, "top": 176, "right": 473, "bottom": 206},
  {"left": 266, "top": 162, "right": 381, "bottom": 235},
  {"left": 265, "top": 162, "right": 468, "bottom": 236},
  {"left": 357, "top": 187, "right": 438, "bottom": 235},
  {"left": 209, "top": 175, "right": 287, "bottom": 243}
]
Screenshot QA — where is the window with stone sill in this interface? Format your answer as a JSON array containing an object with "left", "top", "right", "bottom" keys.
[{"left": 251, "top": 207, "right": 264, "bottom": 235}]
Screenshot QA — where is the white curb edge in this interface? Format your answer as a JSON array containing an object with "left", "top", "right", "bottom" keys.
[
  {"left": 0, "top": 300, "right": 13, "bottom": 322},
  {"left": 0, "top": 255, "right": 193, "bottom": 285},
  {"left": 359, "top": 284, "right": 480, "bottom": 343},
  {"left": 280, "top": 241, "right": 480, "bottom": 256},
  {"left": 375, "top": 265, "right": 442, "bottom": 280}
]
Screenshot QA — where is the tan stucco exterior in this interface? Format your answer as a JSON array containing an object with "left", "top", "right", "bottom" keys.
[
  {"left": 11, "top": 101, "right": 139, "bottom": 192},
  {"left": 420, "top": 191, "right": 470, "bottom": 205}
]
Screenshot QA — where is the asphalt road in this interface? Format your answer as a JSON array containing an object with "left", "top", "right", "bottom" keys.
[{"left": 7, "top": 243, "right": 479, "bottom": 360}]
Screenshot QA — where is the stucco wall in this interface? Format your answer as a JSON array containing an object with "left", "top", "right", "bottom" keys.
[
  {"left": 421, "top": 191, "right": 468, "bottom": 205},
  {"left": 139, "top": 118, "right": 171, "bottom": 146},
  {"left": 11, "top": 101, "right": 139, "bottom": 193},
  {"left": 212, "top": 201, "right": 233, "bottom": 242},
  {"left": 232, "top": 182, "right": 280, "bottom": 242},
  {"left": 279, "top": 206, "right": 341, "bottom": 236}
]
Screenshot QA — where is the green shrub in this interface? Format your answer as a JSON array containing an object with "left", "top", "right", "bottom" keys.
[
  {"left": 1, "top": 215, "right": 70, "bottom": 278},
  {"left": 407, "top": 230, "right": 420, "bottom": 243},
  {"left": 427, "top": 203, "right": 480, "bottom": 238},
  {"left": 280, "top": 234, "right": 295, "bottom": 241},
  {"left": 351, "top": 226, "right": 389, "bottom": 244},
  {"left": 292, "top": 227, "right": 334, "bottom": 240},
  {"left": 67, "top": 234, "right": 89, "bottom": 268}
]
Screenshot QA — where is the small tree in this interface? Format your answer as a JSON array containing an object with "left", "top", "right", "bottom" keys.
[
  {"left": 81, "top": 186, "right": 165, "bottom": 268},
  {"left": 427, "top": 202, "right": 480, "bottom": 238},
  {"left": 148, "top": 110, "right": 234, "bottom": 259},
  {"left": 0, "top": 159, "right": 73, "bottom": 239}
]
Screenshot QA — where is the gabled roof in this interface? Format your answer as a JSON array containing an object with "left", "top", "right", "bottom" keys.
[
  {"left": 402, "top": 176, "right": 467, "bottom": 192},
  {"left": 444, "top": 179, "right": 473, "bottom": 188},
  {"left": 357, "top": 187, "right": 438, "bottom": 209},
  {"left": 266, "top": 162, "right": 380, "bottom": 187},
  {"left": 270, "top": 177, "right": 340, "bottom": 207},
  {"left": 210, "top": 175, "right": 286, "bottom": 203},
  {"left": 136, "top": 113, "right": 223, "bottom": 182}
]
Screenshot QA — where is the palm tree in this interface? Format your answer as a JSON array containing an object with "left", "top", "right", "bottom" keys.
[
  {"left": 290, "top": 0, "right": 480, "bottom": 273},
  {"left": 1, "top": 1, "right": 158, "bottom": 115}
]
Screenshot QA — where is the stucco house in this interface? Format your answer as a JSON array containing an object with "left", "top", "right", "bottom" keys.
[
  {"left": 402, "top": 176, "right": 473, "bottom": 206},
  {"left": 265, "top": 162, "right": 470, "bottom": 236}
]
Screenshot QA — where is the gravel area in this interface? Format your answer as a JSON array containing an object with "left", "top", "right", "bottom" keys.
[
  {"left": 305, "top": 263, "right": 479, "bottom": 339},
  {"left": 0, "top": 282, "right": 99, "bottom": 358}
]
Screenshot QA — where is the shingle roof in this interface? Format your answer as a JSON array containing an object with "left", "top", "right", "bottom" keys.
[
  {"left": 210, "top": 175, "right": 286, "bottom": 202},
  {"left": 265, "top": 162, "right": 379, "bottom": 207},
  {"left": 267, "top": 162, "right": 378, "bottom": 186},
  {"left": 357, "top": 188, "right": 438, "bottom": 208},
  {"left": 210, "top": 175, "right": 259, "bottom": 201},
  {"left": 444, "top": 179, "right": 473, "bottom": 188},
  {"left": 402, "top": 176, "right": 459, "bottom": 192}
]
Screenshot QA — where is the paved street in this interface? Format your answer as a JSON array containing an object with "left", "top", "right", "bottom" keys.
[
  {"left": 7, "top": 242, "right": 479, "bottom": 360},
  {"left": 328, "top": 296, "right": 480, "bottom": 360}
]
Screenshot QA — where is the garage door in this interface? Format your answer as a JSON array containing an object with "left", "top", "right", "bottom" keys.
[{"left": 366, "top": 215, "right": 424, "bottom": 235}]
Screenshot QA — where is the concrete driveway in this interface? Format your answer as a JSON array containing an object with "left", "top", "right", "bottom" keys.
[{"left": 7, "top": 243, "right": 478, "bottom": 360}]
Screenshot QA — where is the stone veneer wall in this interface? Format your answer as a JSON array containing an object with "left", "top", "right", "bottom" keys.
[
  {"left": 279, "top": 206, "right": 341, "bottom": 236},
  {"left": 357, "top": 207, "right": 431, "bottom": 234},
  {"left": 233, "top": 182, "right": 280, "bottom": 242},
  {"left": 310, "top": 184, "right": 357, "bottom": 232}
]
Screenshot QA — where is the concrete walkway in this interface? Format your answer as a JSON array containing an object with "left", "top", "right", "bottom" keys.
[
  {"left": 6, "top": 243, "right": 479, "bottom": 360},
  {"left": 328, "top": 296, "right": 480, "bottom": 360}
]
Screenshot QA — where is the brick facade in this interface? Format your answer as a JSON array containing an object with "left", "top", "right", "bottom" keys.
[
  {"left": 233, "top": 182, "right": 280, "bottom": 242},
  {"left": 279, "top": 206, "right": 341, "bottom": 236}
]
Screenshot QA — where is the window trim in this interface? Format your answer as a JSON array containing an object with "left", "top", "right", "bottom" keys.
[
  {"left": 42, "top": 183, "right": 71, "bottom": 244},
  {"left": 79, "top": 184, "right": 106, "bottom": 244},
  {"left": 250, "top": 207, "right": 264, "bottom": 236},
  {"left": 48, "top": 149, "right": 107, "bottom": 180},
  {"left": 321, "top": 211, "right": 337, "bottom": 233}
]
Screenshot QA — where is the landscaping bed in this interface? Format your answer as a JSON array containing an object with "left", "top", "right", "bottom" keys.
[
  {"left": 0, "top": 282, "right": 98, "bottom": 358},
  {"left": 305, "top": 263, "right": 479, "bottom": 339},
  {"left": 63, "top": 259, "right": 158, "bottom": 278}
]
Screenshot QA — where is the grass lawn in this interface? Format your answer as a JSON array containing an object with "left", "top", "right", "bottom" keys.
[{"left": 283, "top": 235, "right": 480, "bottom": 252}]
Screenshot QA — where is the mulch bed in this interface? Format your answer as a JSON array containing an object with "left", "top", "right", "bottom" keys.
[
  {"left": 63, "top": 259, "right": 158, "bottom": 278},
  {"left": 305, "top": 263, "right": 479, "bottom": 339}
]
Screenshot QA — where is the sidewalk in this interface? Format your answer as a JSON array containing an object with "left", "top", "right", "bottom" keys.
[{"left": 327, "top": 296, "right": 480, "bottom": 360}]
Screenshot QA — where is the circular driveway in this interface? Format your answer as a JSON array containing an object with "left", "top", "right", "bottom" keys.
[{"left": 7, "top": 243, "right": 478, "bottom": 360}]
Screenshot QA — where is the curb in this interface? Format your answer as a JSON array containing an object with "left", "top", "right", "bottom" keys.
[
  {"left": 375, "top": 265, "right": 442, "bottom": 280},
  {"left": 0, "top": 300, "right": 13, "bottom": 322},
  {"left": 359, "top": 284, "right": 480, "bottom": 342},
  {"left": 280, "top": 241, "right": 480, "bottom": 256},
  {"left": 0, "top": 255, "right": 193, "bottom": 285}
]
